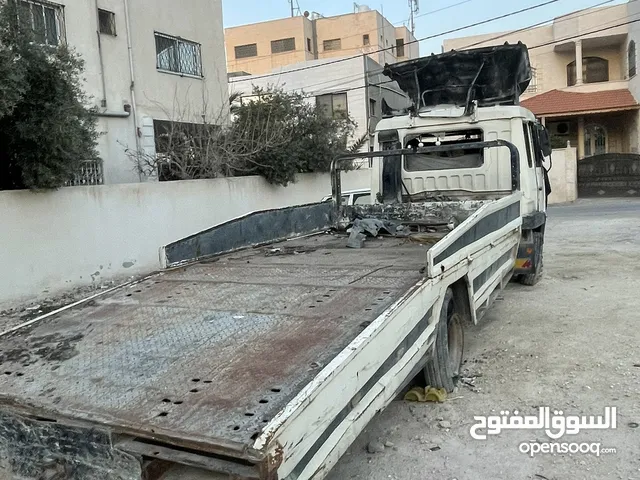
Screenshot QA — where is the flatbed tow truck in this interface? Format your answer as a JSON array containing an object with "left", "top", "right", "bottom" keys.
[{"left": 0, "top": 44, "right": 552, "bottom": 480}]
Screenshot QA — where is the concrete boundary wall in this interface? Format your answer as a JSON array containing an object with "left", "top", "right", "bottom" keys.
[
  {"left": 548, "top": 147, "right": 578, "bottom": 205},
  {"left": 0, "top": 171, "right": 370, "bottom": 308}
]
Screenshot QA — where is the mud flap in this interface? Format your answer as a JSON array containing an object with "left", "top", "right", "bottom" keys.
[
  {"left": 0, "top": 410, "right": 141, "bottom": 480},
  {"left": 513, "top": 240, "right": 536, "bottom": 275}
]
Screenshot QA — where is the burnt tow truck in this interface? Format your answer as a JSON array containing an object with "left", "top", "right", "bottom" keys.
[{"left": 0, "top": 43, "right": 551, "bottom": 480}]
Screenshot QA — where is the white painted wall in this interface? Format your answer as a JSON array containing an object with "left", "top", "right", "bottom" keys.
[
  {"left": 548, "top": 147, "right": 578, "bottom": 205},
  {"left": 49, "top": 0, "right": 228, "bottom": 184},
  {"left": 228, "top": 56, "right": 408, "bottom": 151},
  {"left": 0, "top": 171, "right": 370, "bottom": 309}
]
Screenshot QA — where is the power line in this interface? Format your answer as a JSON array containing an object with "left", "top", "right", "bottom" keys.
[
  {"left": 300, "top": 13, "right": 640, "bottom": 99},
  {"left": 233, "top": 0, "right": 633, "bottom": 101},
  {"left": 458, "top": 0, "right": 617, "bottom": 49},
  {"left": 231, "top": 0, "right": 561, "bottom": 82}
]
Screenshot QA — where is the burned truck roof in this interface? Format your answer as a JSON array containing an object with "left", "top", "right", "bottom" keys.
[{"left": 383, "top": 43, "right": 532, "bottom": 114}]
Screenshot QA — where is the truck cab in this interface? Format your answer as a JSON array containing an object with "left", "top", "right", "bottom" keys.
[{"left": 369, "top": 42, "right": 551, "bottom": 284}]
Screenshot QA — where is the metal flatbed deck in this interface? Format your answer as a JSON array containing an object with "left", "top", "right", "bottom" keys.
[{"left": 0, "top": 233, "right": 429, "bottom": 455}]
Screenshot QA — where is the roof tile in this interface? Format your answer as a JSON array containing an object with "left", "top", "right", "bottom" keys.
[{"left": 521, "top": 88, "right": 638, "bottom": 116}]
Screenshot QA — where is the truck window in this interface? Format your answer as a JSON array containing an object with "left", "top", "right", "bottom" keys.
[
  {"left": 353, "top": 193, "right": 372, "bottom": 205},
  {"left": 404, "top": 129, "right": 483, "bottom": 171},
  {"left": 529, "top": 123, "right": 544, "bottom": 167},
  {"left": 522, "top": 123, "right": 533, "bottom": 168}
]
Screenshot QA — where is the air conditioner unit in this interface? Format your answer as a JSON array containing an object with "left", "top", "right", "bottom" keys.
[{"left": 548, "top": 121, "right": 571, "bottom": 136}]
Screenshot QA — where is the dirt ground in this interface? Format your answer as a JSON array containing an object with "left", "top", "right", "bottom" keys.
[{"left": 327, "top": 198, "right": 640, "bottom": 480}]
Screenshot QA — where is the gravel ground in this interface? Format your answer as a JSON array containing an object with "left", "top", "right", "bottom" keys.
[{"left": 328, "top": 198, "right": 640, "bottom": 480}]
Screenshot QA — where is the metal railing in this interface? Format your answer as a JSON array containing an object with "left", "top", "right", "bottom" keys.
[{"left": 65, "top": 160, "right": 104, "bottom": 186}]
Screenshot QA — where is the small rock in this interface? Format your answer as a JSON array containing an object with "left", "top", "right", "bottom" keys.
[
  {"left": 435, "top": 416, "right": 444, "bottom": 421},
  {"left": 439, "top": 420, "right": 452, "bottom": 429},
  {"left": 384, "top": 441, "right": 395, "bottom": 448},
  {"left": 366, "top": 440, "right": 385, "bottom": 454}
]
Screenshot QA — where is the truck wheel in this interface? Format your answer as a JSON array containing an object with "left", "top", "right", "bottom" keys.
[
  {"left": 424, "top": 288, "right": 464, "bottom": 393},
  {"left": 519, "top": 230, "right": 544, "bottom": 286}
]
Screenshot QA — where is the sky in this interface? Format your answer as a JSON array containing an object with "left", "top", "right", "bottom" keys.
[{"left": 222, "top": 0, "right": 627, "bottom": 55}]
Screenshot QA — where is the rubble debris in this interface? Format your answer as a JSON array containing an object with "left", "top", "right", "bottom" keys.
[
  {"left": 346, "top": 231, "right": 366, "bottom": 249},
  {"left": 438, "top": 420, "right": 451, "bottom": 429},
  {"left": 366, "top": 440, "right": 385, "bottom": 454},
  {"left": 404, "top": 386, "right": 447, "bottom": 403}
]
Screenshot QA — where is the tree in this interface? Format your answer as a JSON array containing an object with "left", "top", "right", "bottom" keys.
[
  {"left": 0, "top": 1, "right": 99, "bottom": 190},
  {"left": 138, "top": 86, "right": 364, "bottom": 187}
]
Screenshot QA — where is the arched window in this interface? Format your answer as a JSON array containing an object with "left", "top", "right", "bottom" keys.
[
  {"left": 584, "top": 124, "right": 607, "bottom": 157},
  {"left": 566, "top": 57, "right": 609, "bottom": 86},
  {"left": 629, "top": 41, "right": 636, "bottom": 78}
]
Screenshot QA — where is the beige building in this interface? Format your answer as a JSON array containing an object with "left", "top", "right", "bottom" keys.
[
  {"left": 444, "top": 3, "right": 639, "bottom": 162},
  {"left": 225, "top": 7, "right": 419, "bottom": 76},
  {"left": 21, "top": 0, "right": 228, "bottom": 184}
]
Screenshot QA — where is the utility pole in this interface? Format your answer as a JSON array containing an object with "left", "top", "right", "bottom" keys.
[{"left": 408, "top": 0, "right": 419, "bottom": 35}]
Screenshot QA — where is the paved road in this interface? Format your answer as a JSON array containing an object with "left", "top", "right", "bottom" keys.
[{"left": 328, "top": 199, "right": 640, "bottom": 480}]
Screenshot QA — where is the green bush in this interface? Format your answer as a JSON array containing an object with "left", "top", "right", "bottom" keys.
[{"left": 0, "top": 1, "right": 98, "bottom": 190}]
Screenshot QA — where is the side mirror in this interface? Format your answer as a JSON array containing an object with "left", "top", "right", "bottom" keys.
[{"left": 537, "top": 125, "right": 552, "bottom": 157}]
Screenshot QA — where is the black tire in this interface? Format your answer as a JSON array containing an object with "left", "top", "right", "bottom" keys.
[
  {"left": 424, "top": 288, "right": 464, "bottom": 393},
  {"left": 520, "top": 230, "right": 544, "bottom": 286}
]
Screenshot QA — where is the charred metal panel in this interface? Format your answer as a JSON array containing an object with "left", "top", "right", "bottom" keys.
[
  {"left": 383, "top": 43, "right": 531, "bottom": 111},
  {"left": 0, "top": 410, "right": 141, "bottom": 480},
  {"left": 340, "top": 201, "right": 486, "bottom": 226},
  {"left": 164, "top": 203, "right": 334, "bottom": 267}
]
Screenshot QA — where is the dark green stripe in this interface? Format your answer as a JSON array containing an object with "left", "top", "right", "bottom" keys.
[
  {"left": 287, "top": 306, "right": 434, "bottom": 479},
  {"left": 434, "top": 201, "right": 520, "bottom": 265},
  {"left": 472, "top": 250, "right": 513, "bottom": 292}
]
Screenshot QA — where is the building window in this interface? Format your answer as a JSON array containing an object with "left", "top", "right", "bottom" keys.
[
  {"left": 234, "top": 43, "right": 257, "bottom": 59},
  {"left": 271, "top": 37, "right": 295, "bottom": 54},
  {"left": 629, "top": 41, "right": 636, "bottom": 78},
  {"left": 396, "top": 38, "right": 405, "bottom": 57},
  {"left": 17, "top": 0, "right": 65, "bottom": 46},
  {"left": 307, "top": 38, "right": 312, "bottom": 52},
  {"left": 323, "top": 38, "right": 342, "bottom": 51},
  {"left": 369, "top": 98, "right": 377, "bottom": 117},
  {"left": 363, "top": 34, "right": 370, "bottom": 45},
  {"left": 567, "top": 57, "right": 609, "bottom": 86},
  {"left": 98, "top": 9, "right": 116, "bottom": 36},
  {"left": 155, "top": 33, "right": 203, "bottom": 77},
  {"left": 316, "top": 92, "right": 348, "bottom": 118},
  {"left": 584, "top": 124, "right": 607, "bottom": 157}
]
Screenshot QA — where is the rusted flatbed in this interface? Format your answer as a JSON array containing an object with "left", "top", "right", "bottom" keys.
[{"left": 0, "top": 231, "right": 429, "bottom": 476}]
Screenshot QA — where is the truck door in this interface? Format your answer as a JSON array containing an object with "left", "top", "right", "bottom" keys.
[
  {"left": 530, "top": 123, "right": 549, "bottom": 211},
  {"left": 522, "top": 123, "right": 541, "bottom": 213}
]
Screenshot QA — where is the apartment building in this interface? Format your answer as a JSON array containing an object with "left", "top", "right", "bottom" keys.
[
  {"left": 443, "top": 3, "right": 639, "bottom": 162},
  {"left": 229, "top": 55, "right": 409, "bottom": 157},
  {"left": 21, "top": 0, "right": 228, "bottom": 184},
  {"left": 225, "top": 6, "right": 419, "bottom": 76}
]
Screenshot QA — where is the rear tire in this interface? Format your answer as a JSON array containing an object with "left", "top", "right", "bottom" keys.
[
  {"left": 424, "top": 288, "right": 464, "bottom": 393},
  {"left": 519, "top": 230, "right": 544, "bottom": 286}
]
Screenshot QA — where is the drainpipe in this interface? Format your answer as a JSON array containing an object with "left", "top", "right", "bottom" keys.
[
  {"left": 123, "top": 0, "right": 142, "bottom": 180},
  {"left": 94, "top": 0, "right": 107, "bottom": 108}
]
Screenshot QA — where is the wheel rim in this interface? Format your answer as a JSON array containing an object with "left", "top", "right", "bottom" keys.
[{"left": 447, "top": 312, "right": 464, "bottom": 376}]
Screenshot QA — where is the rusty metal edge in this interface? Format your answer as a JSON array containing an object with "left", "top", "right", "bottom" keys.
[
  {"left": 0, "top": 273, "right": 161, "bottom": 338},
  {"left": 0, "top": 400, "right": 267, "bottom": 465}
]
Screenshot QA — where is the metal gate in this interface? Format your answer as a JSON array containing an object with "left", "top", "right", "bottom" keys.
[{"left": 577, "top": 154, "right": 640, "bottom": 197}]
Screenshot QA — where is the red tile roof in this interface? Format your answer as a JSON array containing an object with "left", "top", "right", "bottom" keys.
[{"left": 521, "top": 88, "right": 639, "bottom": 116}]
